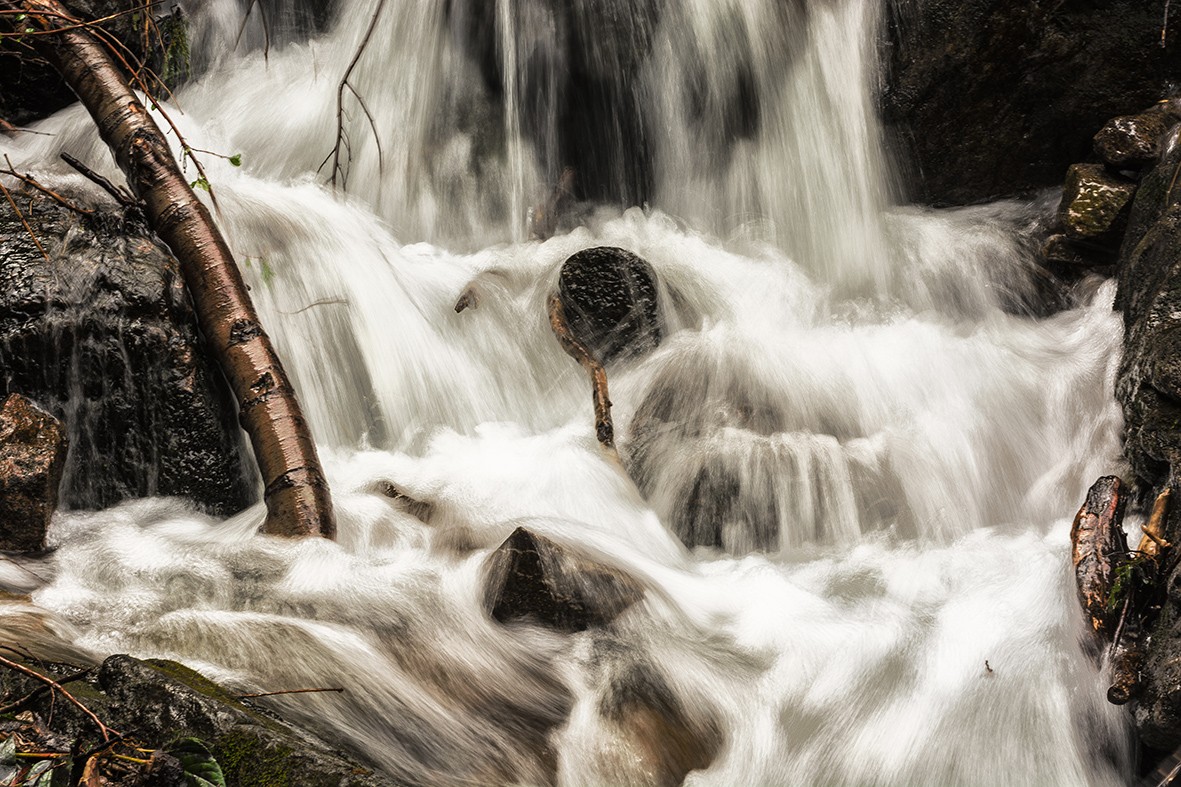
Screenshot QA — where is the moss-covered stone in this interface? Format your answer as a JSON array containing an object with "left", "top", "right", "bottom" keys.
[{"left": 1059, "top": 163, "right": 1137, "bottom": 241}]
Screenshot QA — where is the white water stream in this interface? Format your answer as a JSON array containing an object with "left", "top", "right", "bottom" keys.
[{"left": 0, "top": 0, "right": 1138, "bottom": 783}]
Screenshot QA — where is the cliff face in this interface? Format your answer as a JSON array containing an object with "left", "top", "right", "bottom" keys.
[{"left": 880, "top": 0, "right": 1181, "bottom": 206}]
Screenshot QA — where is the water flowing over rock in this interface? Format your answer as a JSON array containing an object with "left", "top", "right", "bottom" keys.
[
  {"left": 0, "top": 393, "right": 66, "bottom": 551},
  {"left": 484, "top": 527, "right": 644, "bottom": 633},
  {"left": 0, "top": 189, "right": 252, "bottom": 515},
  {"left": 881, "top": 0, "right": 1181, "bottom": 205}
]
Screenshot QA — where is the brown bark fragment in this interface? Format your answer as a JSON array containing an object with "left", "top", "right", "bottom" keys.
[{"left": 1070, "top": 475, "right": 1128, "bottom": 636}]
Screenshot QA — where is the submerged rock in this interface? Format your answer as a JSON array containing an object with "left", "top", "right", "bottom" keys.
[
  {"left": 0, "top": 394, "right": 66, "bottom": 551},
  {"left": 1094, "top": 105, "right": 1181, "bottom": 169},
  {"left": 557, "top": 246, "right": 662, "bottom": 366},
  {"left": 0, "top": 188, "right": 252, "bottom": 515},
  {"left": 484, "top": 527, "right": 644, "bottom": 633},
  {"left": 1059, "top": 164, "right": 1137, "bottom": 242}
]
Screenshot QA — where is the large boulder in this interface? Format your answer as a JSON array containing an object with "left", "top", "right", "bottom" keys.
[
  {"left": 0, "top": 188, "right": 253, "bottom": 515},
  {"left": 0, "top": 393, "right": 66, "bottom": 551},
  {"left": 881, "top": 0, "right": 1181, "bottom": 205}
]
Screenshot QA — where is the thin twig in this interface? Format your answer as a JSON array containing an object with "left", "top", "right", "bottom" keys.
[
  {"left": 233, "top": 0, "right": 270, "bottom": 61},
  {"left": 236, "top": 687, "right": 345, "bottom": 698},
  {"left": 0, "top": 179, "right": 49, "bottom": 261},
  {"left": 323, "top": 0, "right": 387, "bottom": 188},
  {"left": 278, "top": 298, "right": 349, "bottom": 315},
  {"left": 0, "top": 668, "right": 92, "bottom": 714},
  {"left": 0, "top": 655, "right": 117, "bottom": 741},
  {"left": 60, "top": 152, "right": 135, "bottom": 208},
  {"left": 2, "top": 155, "right": 93, "bottom": 214},
  {"left": 0, "top": 2, "right": 162, "bottom": 34}
]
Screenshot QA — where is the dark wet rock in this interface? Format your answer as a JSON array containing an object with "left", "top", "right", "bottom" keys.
[
  {"left": 484, "top": 527, "right": 644, "bottom": 633},
  {"left": 1113, "top": 127, "right": 1181, "bottom": 750},
  {"left": 557, "top": 246, "right": 662, "bottom": 366},
  {"left": 0, "top": 394, "right": 66, "bottom": 551},
  {"left": 1058, "top": 164, "right": 1136, "bottom": 242},
  {"left": 446, "top": 0, "right": 662, "bottom": 207},
  {"left": 0, "top": 0, "right": 147, "bottom": 127},
  {"left": 1040, "top": 233, "right": 1115, "bottom": 269},
  {"left": 0, "top": 188, "right": 253, "bottom": 515},
  {"left": 1094, "top": 105, "right": 1181, "bottom": 169},
  {"left": 881, "top": 0, "right": 1181, "bottom": 205},
  {"left": 99, "top": 656, "right": 387, "bottom": 786},
  {"left": 1115, "top": 138, "right": 1181, "bottom": 486}
]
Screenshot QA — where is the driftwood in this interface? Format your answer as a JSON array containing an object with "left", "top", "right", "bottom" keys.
[{"left": 1, "top": 0, "right": 334, "bottom": 537}]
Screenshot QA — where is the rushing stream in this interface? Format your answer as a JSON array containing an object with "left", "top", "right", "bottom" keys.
[{"left": 0, "top": 0, "right": 1141, "bottom": 783}]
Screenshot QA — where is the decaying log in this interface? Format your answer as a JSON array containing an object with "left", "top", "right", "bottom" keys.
[
  {"left": 548, "top": 293, "right": 615, "bottom": 449},
  {"left": 1, "top": 0, "right": 335, "bottom": 537},
  {"left": 1071, "top": 476, "right": 1128, "bottom": 636}
]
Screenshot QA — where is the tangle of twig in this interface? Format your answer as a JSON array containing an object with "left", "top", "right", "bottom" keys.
[{"left": 319, "top": 0, "right": 386, "bottom": 189}]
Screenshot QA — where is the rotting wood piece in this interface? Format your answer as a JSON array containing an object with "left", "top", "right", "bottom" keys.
[
  {"left": 1071, "top": 475, "right": 1128, "bottom": 636},
  {"left": 548, "top": 292, "right": 615, "bottom": 450},
  {"left": 0, "top": 0, "right": 334, "bottom": 538}
]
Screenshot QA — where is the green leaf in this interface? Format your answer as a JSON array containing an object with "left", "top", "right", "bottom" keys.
[
  {"left": 190, "top": 177, "right": 210, "bottom": 192},
  {"left": 0, "top": 737, "right": 14, "bottom": 765},
  {"left": 166, "top": 737, "right": 226, "bottom": 787},
  {"left": 14, "top": 13, "right": 26, "bottom": 21},
  {"left": 228, "top": 154, "right": 242, "bottom": 167},
  {"left": 26, "top": 759, "right": 53, "bottom": 786}
]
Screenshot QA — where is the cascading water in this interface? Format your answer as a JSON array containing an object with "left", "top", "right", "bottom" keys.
[{"left": 0, "top": 0, "right": 1139, "bottom": 783}]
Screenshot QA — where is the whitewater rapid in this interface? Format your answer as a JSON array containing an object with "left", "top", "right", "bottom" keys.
[{"left": 0, "top": 0, "right": 1139, "bottom": 783}]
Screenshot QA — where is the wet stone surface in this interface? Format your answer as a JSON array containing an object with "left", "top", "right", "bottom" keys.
[
  {"left": 1059, "top": 164, "right": 1137, "bottom": 242},
  {"left": 0, "top": 393, "right": 66, "bottom": 552},
  {"left": 0, "top": 189, "right": 252, "bottom": 516}
]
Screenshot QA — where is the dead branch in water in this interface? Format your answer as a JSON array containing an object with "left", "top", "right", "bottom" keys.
[
  {"left": 237, "top": 687, "right": 345, "bottom": 698},
  {"left": 1, "top": 154, "right": 93, "bottom": 214},
  {"left": 0, "top": 178, "right": 49, "bottom": 259},
  {"left": 60, "top": 151, "right": 136, "bottom": 208},
  {"left": 548, "top": 293, "right": 615, "bottom": 450}
]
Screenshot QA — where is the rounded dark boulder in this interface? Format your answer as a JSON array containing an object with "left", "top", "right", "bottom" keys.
[{"left": 557, "top": 246, "right": 662, "bottom": 365}]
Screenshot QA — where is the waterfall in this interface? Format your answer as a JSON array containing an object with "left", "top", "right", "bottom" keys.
[{"left": 0, "top": 0, "right": 1134, "bottom": 783}]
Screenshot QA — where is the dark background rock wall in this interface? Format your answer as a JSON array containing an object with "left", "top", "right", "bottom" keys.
[{"left": 881, "top": 0, "right": 1181, "bottom": 206}]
